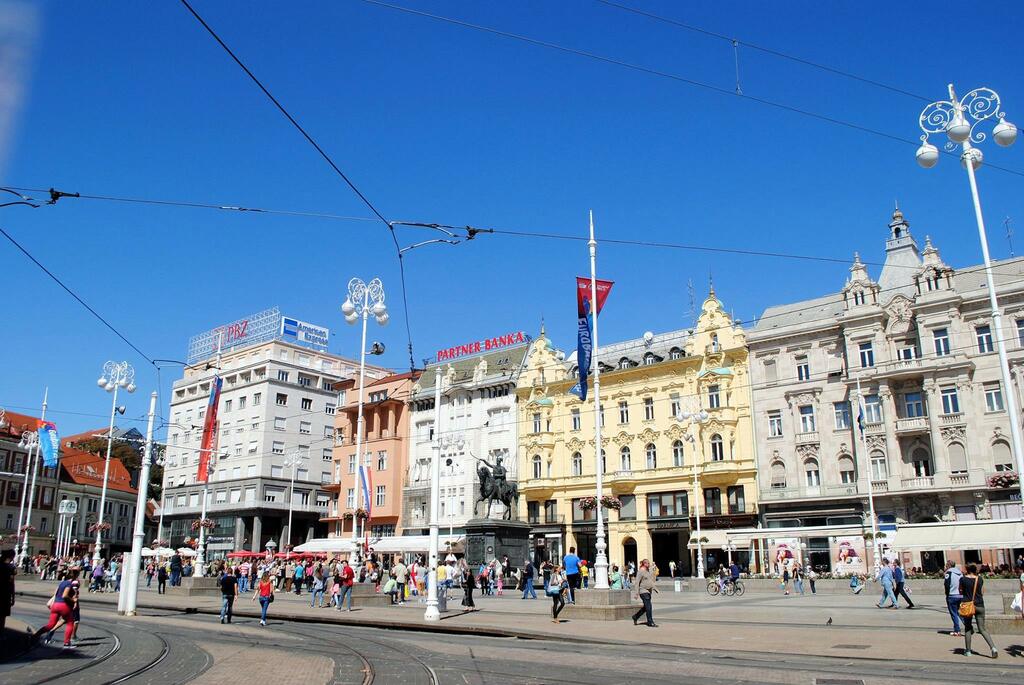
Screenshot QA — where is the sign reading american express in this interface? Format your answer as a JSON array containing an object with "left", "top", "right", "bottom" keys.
[
  {"left": 281, "top": 317, "right": 330, "bottom": 351},
  {"left": 435, "top": 331, "right": 528, "bottom": 362}
]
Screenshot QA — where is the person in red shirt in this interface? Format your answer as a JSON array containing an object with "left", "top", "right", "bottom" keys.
[{"left": 336, "top": 559, "right": 355, "bottom": 612}]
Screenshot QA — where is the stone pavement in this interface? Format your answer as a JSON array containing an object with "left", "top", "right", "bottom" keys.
[{"left": 14, "top": 577, "right": 1024, "bottom": 666}]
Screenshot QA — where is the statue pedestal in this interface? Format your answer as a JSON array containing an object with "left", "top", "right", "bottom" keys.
[
  {"left": 172, "top": 576, "right": 221, "bottom": 597},
  {"left": 561, "top": 588, "right": 636, "bottom": 621},
  {"left": 463, "top": 518, "right": 531, "bottom": 567}
]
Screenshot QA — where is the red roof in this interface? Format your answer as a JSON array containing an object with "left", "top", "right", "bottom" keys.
[
  {"left": 1, "top": 410, "right": 44, "bottom": 440},
  {"left": 62, "top": 426, "right": 111, "bottom": 446},
  {"left": 60, "top": 448, "right": 137, "bottom": 495}
]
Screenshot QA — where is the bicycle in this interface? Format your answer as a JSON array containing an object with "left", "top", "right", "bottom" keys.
[
  {"left": 705, "top": 579, "right": 721, "bottom": 596},
  {"left": 722, "top": 579, "right": 745, "bottom": 597}
]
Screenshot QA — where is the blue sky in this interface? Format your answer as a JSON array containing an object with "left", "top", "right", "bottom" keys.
[{"left": 2, "top": 0, "right": 1022, "bottom": 436}]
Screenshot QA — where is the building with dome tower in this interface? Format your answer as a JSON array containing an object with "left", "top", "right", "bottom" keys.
[{"left": 748, "top": 207, "right": 1024, "bottom": 574}]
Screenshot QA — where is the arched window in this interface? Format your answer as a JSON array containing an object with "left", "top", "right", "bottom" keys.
[
  {"left": 948, "top": 443, "right": 968, "bottom": 474},
  {"left": 838, "top": 455, "right": 856, "bottom": 484},
  {"left": 645, "top": 443, "right": 657, "bottom": 469},
  {"left": 710, "top": 434, "right": 724, "bottom": 461},
  {"left": 620, "top": 446, "right": 631, "bottom": 471},
  {"left": 711, "top": 334, "right": 719, "bottom": 352},
  {"left": 618, "top": 357, "right": 631, "bottom": 370},
  {"left": 532, "top": 455, "right": 542, "bottom": 479},
  {"left": 993, "top": 440, "right": 1012, "bottom": 471},
  {"left": 643, "top": 353, "right": 656, "bottom": 366},
  {"left": 912, "top": 447, "right": 932, "bottom": 478},
  {"left": 669, "top": 347, "right": 683, "bottom": 360},
  {"left": 804, "top": 458, "right": 820, "bottom": 487},
  {"left": 672, "top": 440, "right": 684, "bottom": 467},
  {"left": 870, "top": 451, "right": 888, "bottom": 481},
  {"left": 571, "top": 451, "right": 583, "bottom": 477},
  {"left": 770, "top": 461, "right": 787, "bottom": 489}
]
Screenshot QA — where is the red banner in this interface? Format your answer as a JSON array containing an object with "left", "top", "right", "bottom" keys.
[
  {"left": 197, "top": 376, "right": 222, "bottom": 483},
  {"left": 576, "top": 277, "right": 613, "bottom": 318}
]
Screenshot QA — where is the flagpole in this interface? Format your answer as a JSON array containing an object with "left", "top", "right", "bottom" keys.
[
  {"left": 855, "top": 378, "right": 881, "bottom": 575},
  {"left": 16, "top": 388, "right": 48, "bottom": 566},
  {"left": 196, "top": 335, "right": 222, "bottom": 576},
  {"left": 589, "top": 211, "right": 610, "bottom": 590}
]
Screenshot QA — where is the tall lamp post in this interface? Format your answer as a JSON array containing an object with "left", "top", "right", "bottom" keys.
[
  {"left": 121, "top": 391, "right": 157, "bottom": 616},
  {"left": 341, "top": 277, "right": 388, "bottom": 558},
  {"left": 916, "top": 86, "right": 1024, "bottom": 508},
  {"left": 283, "top": 449, "right": 309, "bottom": 560},
  {"left": 93, "top": 361, "right": 136, "bottom": 565},
  {"left": 15, "top": 429, "right": 40, "bottom": 566},
  {"left": 676, "top": 409, "right": 709, "bottom": 578}
]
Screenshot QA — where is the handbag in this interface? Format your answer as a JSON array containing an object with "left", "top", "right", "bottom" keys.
[
  {"left": 958, "top": 577, "right": 978, "bottom": 618},
  {"left": 267, "top": 592, "right": 275, "bottom": 603},
  {"left": 545, "top": 586, "right": 561, "bottom": 597}
]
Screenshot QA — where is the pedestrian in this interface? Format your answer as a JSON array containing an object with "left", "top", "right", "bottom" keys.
[
  {"left": 0, "top": 548, "right": 15, "bottom": 633},
  {"left": 580, "top": 560, "right": 589, "bottom": 589},
  {"left": 311, "top": 571, "right": 327, "bottom": 608},
  {"left": 630, "top": 558, "right": 659, "bottom": 627},
  {"left": 563, "top": 547, "right": 581, "bottom": 604},
  {"left": 460, "top": 560, "right": 477, "bottom": 611},
  {"left": 806, "top": 565, "right": 817, "bottom": 594},
  {"left": 876, "top": 562, "right": 897, "bottom": 609},
  {"left": 336, "top": 559, "right": 354, "bottom": 611},
  {"left": 959, "top": 564, "right": 997, "bottom": 658},
  {"left": 495, "top": 561, "right": 504, "bottom": 596},
  {"left": 547, "top": 565, "right": 566, "bottom": 623},
  {"left": 893, "top": 561, "right": 915, "bottom": 609},
  {"left": 293, "top": 561, "right": 305, "bottom": 595},
  {"left": 157, "top": 562, "right": 168, "bottom": 594},
  {"left": 521, "top": 559, "right": 537, "bottom": 599},
  {"left": 34, "top": 568, "right": 78, "bottom": 648},
  {"left": 219, "top": 568, "right": 239, "bottom": 624},
  {"left": 145, "top": 562, "right": 154, "bottom": 588},
  {"left": 668, "top": 560, "right": 676, "bottom": 578},
  {"left": 383, "top": 575, "right": 399, "bottom": 604},
  {"left": 794, "top": 565, "right": 805, "bottom": 595},
  {"left": 252, "top": 571, "right": 275, "bottom": 626},
  {"left": 781, "top": 566, "right": 791, "bottom": 595},
  {"left": 169, "top": 553, "right": 182, "bottom": 587},
  {"left": 393, "top": 557, "right": 408, "bottom": 605},
  {"left": 90, "top": 560, "right": 104, "bottom": 592},
  {"left": 610, "top": 564, "right": 623, "bottom": 589},
  {"left": 943, "top": 560, "right": 963, "bottom": 636}
]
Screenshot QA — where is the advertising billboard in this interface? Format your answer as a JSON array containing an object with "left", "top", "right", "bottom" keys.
[
  {"left": 768, "top": 537, "right": 801, "bottom": 576},
  {"left": 830, "top": 535, "right": 867, "bottom": 576},
  {"left": 280, "top": 316, "right": 329, "bottom": 351}
]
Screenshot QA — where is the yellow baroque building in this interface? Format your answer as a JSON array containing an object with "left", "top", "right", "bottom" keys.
[{"left": 517, "top": 290, "right": 758, "bottom": 577}]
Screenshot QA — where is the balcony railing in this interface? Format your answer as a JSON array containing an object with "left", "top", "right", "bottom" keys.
[
  {"left": 940, "top": 413, "right": 965, "bottom": 426},
  {"left": 795, "top": 431, "right": 820, "bottom": 445},
  {"left": 895, "top": 416, "right": 928, "bottom": 434},
  {"left": 871, "top": 479, "right": 889, "bottom": 492},
  {"left": 901, "top": 476, "right": 935, "bottom": 489}
]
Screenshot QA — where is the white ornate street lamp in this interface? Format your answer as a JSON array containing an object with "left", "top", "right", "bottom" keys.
[
  {"left": 676, "top": 409, "right": 709, "bottom": 578},
  {"left": 341, "top": 278, "right": 388, "bottom": 556},
  {"left": 916, "top": 85, "right": 1024, "bottom": 507},
  {"left": 283, "top": 449, "right": 309, "bottom": 560},
  {"left": 15, "top": 429, "right": 40, "bottom": 566},
  {"left": 93, "top": 361, "right": 136, "bottom": 565}
]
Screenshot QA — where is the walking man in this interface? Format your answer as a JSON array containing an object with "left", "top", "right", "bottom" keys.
[
  {"left": 562, "top": 547, "right": 581, "bottom": 604},
  {"left": 336, "top": 559, "right": 354, "bottom": 611},
  {"left": 631, "top": 559, "right": 659, "bottom": 627},
  {"left": 219, "top": 568, "right": 238, "bottom": 624},
  {"left": 169, "top": 553, "right": 182, "bottom": 587},
  {"left": 393, "top": 557, "right": 408, "bottom": 605},
  {"left": 893, "top": 561, "right": 915, "bottom": 609},
  {"left": 877, "top": 561, "right": 897, "bottom": 609},
  {"left": 943, "top": 560, "right": 963, "bottom": 636},
  {"left": 521, "top": 559, "right": 537, "bottom": 599},
  {"left": 668, "top": 560, "right": 677, "bottom": 578}
]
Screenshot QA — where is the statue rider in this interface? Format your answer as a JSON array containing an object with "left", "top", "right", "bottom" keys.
[{"left": 476, "top": 454, "right": 508, "bottom": 500}]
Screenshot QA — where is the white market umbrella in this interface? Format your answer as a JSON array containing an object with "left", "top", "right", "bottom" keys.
[
  {"left": 140, "top": 547, "right": 155, "bottom": 557},
  {"left": 176, "top": 547, "right": 198, "bottom": 556}
]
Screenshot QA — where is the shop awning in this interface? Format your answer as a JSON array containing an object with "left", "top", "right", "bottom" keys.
[
  {"left": 292, "top": 537, "right": 356, "bottom": 554},
  {"left": 687, "top": 529, "right": 732, "bottom": 549},
  {"left": 367, "top": 535, "right": 464, "bottom": 554},
  {"left": 891, "top": 519, "right": 1024, "bottom": 550}
]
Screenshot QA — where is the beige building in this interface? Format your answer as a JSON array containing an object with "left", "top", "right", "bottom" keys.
[
  {"left": 749, "top": 208, "right": 1024, "bottom": 573},
  {"left": 517, "top": 292, "right": 757, "bottom": 576}
]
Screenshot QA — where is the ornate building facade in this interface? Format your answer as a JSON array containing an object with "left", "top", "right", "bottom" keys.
[
  {"left": 517, "top": 292, "right": 758, "bottom": 577},
  {"left": 749, "top": 209, "right": 1024, "bottom": 572}
]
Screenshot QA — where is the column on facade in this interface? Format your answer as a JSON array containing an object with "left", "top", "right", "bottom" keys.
[
  {"left": 306, "top": 524, "right": 315, "bottom": 542},
  {"left": 233, "top": 516, "right": 245, "bottom": 550},
  {"left": 924, "top": 380, "right": 951, "bottom": 477},
  {"left": 878, "top": 382, "right": 901, "bottom": 480},
  {"left": 250, "top": 515, "right": 262, "bottom": 553}
]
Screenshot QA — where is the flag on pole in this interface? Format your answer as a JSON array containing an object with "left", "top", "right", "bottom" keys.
[
  {"left": 197, "top": 376, "right": 222, "bottom": 483},
  {"left": 570, "top": 276, "right": 613, "bottom": 400},
  {"left": 38, "top": 421, "right": 60, "bottom": 468},
  {"left": 359, "top": 461, "right": 373, "bottom": 519},
  {"left": 856, "top": 394, "right": 867, "bottom": 436}
]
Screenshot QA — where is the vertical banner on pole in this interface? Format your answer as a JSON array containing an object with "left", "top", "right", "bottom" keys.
[
  {"left": 570, "top": 276, "right": 613, "bottom": 401},
  {"left": 197, "top": 376, "right": 222, "bottom": 483},
  {"left": 38, "top": 421, "right": 60, "bottom": 468}
]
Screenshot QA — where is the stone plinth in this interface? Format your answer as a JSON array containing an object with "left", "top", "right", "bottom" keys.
[
  {"left": 464, "top": 518, "right": 531, "bottom": 567},
  {"left": 560, "top": 588, "right": 636, "bottom": 621},
  {"left": 174, "top": 576, "right": 221, "bottom": 597},
  {"left": 351, "top": 582, "right": 393, "bottom": 607}
]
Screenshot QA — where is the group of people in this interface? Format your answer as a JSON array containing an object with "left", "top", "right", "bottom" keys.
[{"left": 778, "top": 563, "right": 817, "bottom": 595}]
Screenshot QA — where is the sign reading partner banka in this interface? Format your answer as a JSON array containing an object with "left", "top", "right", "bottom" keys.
[
  {"left": 188, "top": 307, "right": 330, "bottom": 363},
  {"left": 435, "top": 331, "right": 528, "bottom": 362}
]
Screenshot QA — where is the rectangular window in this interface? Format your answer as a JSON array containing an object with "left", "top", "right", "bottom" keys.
[
  {"left": 859, "top": 341, "right": 874, "bottom": 368},
  {"left": 708, "top": 385, "right": 720, "bottom": 409},
  {"left": 898, "top": 344, "right": 917, "bottom": 360},
  {"left": 976, "top": 325, "right": 994, "bottom": 353},
  {"left": 224, "top": 399, "right": 232, "bottom": 412},
  {"left": 237, "top": 396, "right": 246, "bottom": 410},
  {"left": 323, "top": 448, "right": 333, "bottom": 461},
  {"left": 768, "top": 410, "right": 783, "bottom": 438},
  {"left": 248, "top": 440, "right": 258, "bottom": 454},
  {"left": 275, "top": 393, "right": 288, "bottom": 406},
  {"left": 903, "top": 392, "right": 926, "bottom": 418},
  {"left": 571, "top": 409, "right": 581, "bottom": 431},
  {"left": 348, "top": 455, "right": 356, "bottom": 474},
  {"left": 247, "top": 464, "right": 256, "bottom": 478},
  {"left": 863, "top": 394, "right": 883, "bottom": 424},
  {"left": 527, "top": 501, "right": 540, "bottom": 524},
  {"left": 299, "top": 421, "right": 311, "bottom": 434},
  {"left": 703, "top": 488, "right": 721, "bottom": 515},
  {"left": 253, "top": 392, "right": 262, "bottom": 406},
  {"left": 377, "top": 451, "right": 387, "bottom": 471},
  {"left": 643, "top": 397, "right": 655, "bottom": 421},
  {"left": 796, "top": 356, "right": 810, "bottom": 381},
  {"left": 277, "top": 370, "right": 289, "bottom": 382},
  {"left": 727, "top": 485, "right": 745, "bottom": 514},
  {"left": 799, "top": 405, "right": 816, "bottom": 433},
  {"left": 544, "top": 499, "right": 559, "bottom": 523},
  {"left": 301, "top": 398, "right": 313, "bottom": 411},
  {"left": 833, "top": 402, "right": 850, "bottom": 430},
  {"left": 670, "top": 393, "right": 681, "bottom": 419},
  {"left": 375, "top": 485, "right": 386, "bottom": 507},
  {"left": 215, "top": 489, "right": 227, "bottom": 503},
  {"left": 325, "top": 403, "right": 336, "bottom": 415},
  {"left": 984, "top": 382, "right": 1004, "bottom": 412},
  {"left": 270, "top": 465, "right": 283, "bottom": 478},
  {"left": 940, "top": 386, "right": 960, "bottom": 414},
  {"left": 933, "top": 328, "right": 950, "bottom": 356},
  {"left": 532, "top": 413, "right": 541, "bottom": 434},
  {"left": 870, "top": 454, "right": 888, "bottom": 481},
  {"left": 274, "top": 416, "right": 286, "bottom": 430},
  {"left": 618, "top": 401, "right": 629, "bottom": 423},
  {"left": 265, "top": 488, "right": 280, "bottom": 503},
  {"left": 646, "top": 491, "right": 688, "bottom": 519},
  {"left": 346, "top": 488, "right": 355, "bottom": 509},
  {"left": 272, "top": 441, "right": 284, "bottom": 455}
]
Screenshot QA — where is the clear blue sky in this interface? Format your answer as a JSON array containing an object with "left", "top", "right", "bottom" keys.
[{"left": 2, "top": 0, "right": 1022, "bottom": 438}]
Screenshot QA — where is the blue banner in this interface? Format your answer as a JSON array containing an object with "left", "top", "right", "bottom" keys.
[
  {"left": 570, "top": 299, "right": 593, "bottom": 401},
  {"left": 39, "top": 421, "right": 60, "bottom": 468}
]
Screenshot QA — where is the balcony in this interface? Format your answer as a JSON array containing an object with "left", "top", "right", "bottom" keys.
[
  {"left": 871, "top": 479, "right": 889, "bottom": 492},
  {"left": 940, "top": 413, "right": 965, "bottom": 426},
  {"left": 901, "top": 476, "right": 935, "bottom": 489},
  {"left": 862, "top": 421, "right": 886, "bottom": 436},
  {"left": 795, "top": 431, "right": 820, "bottom": 446},
  {"left": 895, "top": 416, "right": 929, "bottom": 435}
]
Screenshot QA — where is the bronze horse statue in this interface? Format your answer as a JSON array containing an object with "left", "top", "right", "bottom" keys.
[{"left": 475, "top": 456, "right": 519, "bottom": 520}]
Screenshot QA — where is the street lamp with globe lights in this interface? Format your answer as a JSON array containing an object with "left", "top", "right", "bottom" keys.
[
  {"left": 283, "top": 449, "right": 310, "bottom": 560},
  {"left": 14, "top": 429, "right": 40, "bottom": 566},
  {"left": 341, "top": 278, "right": 387, "bottom": 557},
  {"left": 93, "top": 361, "right": 135, "bottom": 565},
  {"left": 916, "top": 85, "right": 1024, "bottom": 508},
  {"left": 675, "top": 409, "right": 709, "bottom": 578}
]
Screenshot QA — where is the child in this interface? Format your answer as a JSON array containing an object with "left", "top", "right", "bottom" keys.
[{"left": 850, "top": 574, "right": 864, "bottom": 594}]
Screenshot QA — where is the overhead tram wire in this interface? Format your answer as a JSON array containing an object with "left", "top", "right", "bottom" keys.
[
  {"left": 357, "top": 0, "right": 1024, "bottom": 180},
  {"left": 593, "top": 0, "right": 932, "bottom": 103},
  {"left": 178, "top": 0, "right": 418, "bottom": 372}
]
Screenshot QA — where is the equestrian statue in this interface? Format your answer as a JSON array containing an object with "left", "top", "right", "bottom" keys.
[{"left": 474, "top": 454, "right": 519, "bottom": 520}]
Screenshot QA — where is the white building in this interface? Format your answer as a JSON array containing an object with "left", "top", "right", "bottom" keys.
[
  {"left": 159, "top": 308, "right": 387, "bottom": 557},
  {"left": 748, "top": 208, "right": 1024, "bottom": 572},
  {"left": 401, "top": 338, "right": 530, "bottom": 535}
]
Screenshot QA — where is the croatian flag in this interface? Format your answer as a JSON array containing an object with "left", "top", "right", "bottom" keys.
[
  {"left": 856, "top": 395, "right": 867, "bottom": 436},
  {"left": 359, "top": 462, "right": 372, "bottom": 519},
  {"left": 197, "top": 376, "right": 222, "bottom": 483}
]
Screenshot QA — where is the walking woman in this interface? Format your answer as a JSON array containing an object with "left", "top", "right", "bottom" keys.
[
  {"left": 959, "top": 564, "right": 998, "bottom": 658},
  {"left": 460, "top": 560, "right": 477, "bottom": 611},
  {"left": 34, "top": 568, "right": 78, "bottom": 648},
  {"left": 547, "top": 565, "right": 566, "bottom": 623},
  {"left": 252, "top": 571, "right": 275, "bottom": 627}
]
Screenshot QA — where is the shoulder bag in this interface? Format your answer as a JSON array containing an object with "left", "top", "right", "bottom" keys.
[{"left": 958, "top": 577, "right": 978, "bottom": 618}]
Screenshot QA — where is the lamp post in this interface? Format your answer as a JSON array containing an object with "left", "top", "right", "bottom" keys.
[
  {"left": 724, "top": 539, "right": 737, "bottom": 567},
  {"left": 15, "top": 429, "right": 40, "bottom": 566},
  {"left": 93, "top": 361, "right": 136, "bottom": 565},
  {"left": 341, "top": 277, "right": 388, "bottom": 559},
  {"left": 283, "top": 449, "right": 309, "bottom": 560},
  {"left": 916, "top": 85, "right": 1024, "bottom": 507},
  {"left": 121, "top": 391, "right": 157, "bottom": 616},
  {"left": 676, "top": 409, "right": 709, "bottom": 578},
  {"left": 265, "top": 538, "right": 277, "bottom": 562}
]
